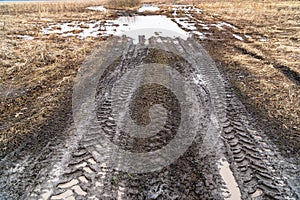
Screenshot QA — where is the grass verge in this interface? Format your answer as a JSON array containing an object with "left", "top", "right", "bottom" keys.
[
  {"left": 0, "top": 1, "right": 111, "bottom": 152},
  {"left": 107, "top": 0, "right": 141, "bottom": 9},
  {"left": 194, "top": 0, "right": 299, "bottom": 150}
]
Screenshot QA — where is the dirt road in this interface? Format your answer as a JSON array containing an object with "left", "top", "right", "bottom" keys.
[{"left": 0, "top": 36, "right": 299, "bottom": 200}]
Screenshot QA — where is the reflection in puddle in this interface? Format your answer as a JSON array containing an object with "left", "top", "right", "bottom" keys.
[
  {"left": 138, "top": 4, "right": 160, "bottom": 13},
  {"left": 17, "top": 35, "right": 34, "bottom": 40},
  {"left": 42, "top": 15, "right": 190, "bottom": 42},
  {"left": 113, "top": 15, "right": 189, "bottom": 43},
  {"left": 212, "top": 22, "right": 237, "bottom": 30},
  {"left": 41, "top": 5, "right": 241, "bottom": 42},
  {"left": 232, "top": 34, "right": 243, "bottom": 41},
  {"left": 87, "top": 6, "right": 107, "bottom": 12},
  {"left": 171, "top": 5, "right": 202, "bottom": 14},
  {"left": 218, "top": 157, "right": 241, "bottom": 200},
  {"left": 173, "top": 17, "right": 197, "bottom": 31}
]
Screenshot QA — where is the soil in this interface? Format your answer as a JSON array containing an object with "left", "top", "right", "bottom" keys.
[
  {"left": 1, "top": 2, "right": 299, "bottom": 200},
  {"left": 1, "top": 36, "right": 299, "bottom": 200}
]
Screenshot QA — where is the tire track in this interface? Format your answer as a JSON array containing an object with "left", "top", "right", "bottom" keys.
[
  {"left": 222, "top": 85, "right": 298, "bottom": 199},
  {"left": 1, "top": 36, "right": 298, "bottom": 199},
  {"left": 37, "top": 36, "right": 226, "bottom": 199}
]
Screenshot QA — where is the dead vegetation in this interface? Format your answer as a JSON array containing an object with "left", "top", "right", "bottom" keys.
[
  {"left": 107, "top": 0, "right": 141, "bottom": 9},
  {"left": 0, "top": 1, "right": 111, "bottom": 152},
  {"left": 195, "top": 0, "right": 300, "bottom": 147}
]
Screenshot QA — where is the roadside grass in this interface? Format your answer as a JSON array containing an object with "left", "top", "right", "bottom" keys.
[
  {"left": 107, "top": 0, "right": 141, "bottom": 9},
  {"left": 0, "top": 1, "right": 110, "bottom": 151},
  {"left": 195, "top": 0, "right": 300, "bottom": 147}
]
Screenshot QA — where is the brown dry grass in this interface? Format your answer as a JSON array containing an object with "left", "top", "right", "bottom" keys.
[
  {"left": 0, "top": 1, "right": 112, "bottom": 151},
  {"left": 106, "top": 0, "right": 141, "bottom": 9},
  {"left": 195, "top": 0, "right": 300, "bottom": 145}
]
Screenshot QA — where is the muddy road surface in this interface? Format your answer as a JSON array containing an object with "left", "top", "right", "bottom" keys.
[{"left": 1, "top": 36, "right": 299, "bottom": 200}]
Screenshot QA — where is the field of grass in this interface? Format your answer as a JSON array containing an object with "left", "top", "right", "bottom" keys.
[
  {"left": 194, "top": 0, "right": 300, "bottom": 148},
  {"left": 0, "top": 0, "right": 299, "bottom": 152},
  {"left": 0, "top": 1, "right": 111, "bottom": 151}
]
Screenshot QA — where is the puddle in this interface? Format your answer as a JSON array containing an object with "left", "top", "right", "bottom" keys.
[
  {"left": 220, "top": 22, "right": 237, "bottom": 29},
  {"left": 111, "top": 15, "right": 189, "bottom": 43},
  {"left": 171, "top": 4, "right": 202, "bottom": 14},
  {"left": 173, "top": 17, "right": 197, "bottom": 31},
  {"left": 87, "top": 6, "right": 106, "bottom": 12},
  {"left": 198, "top": 23, "right": 210, "bottom": 30},
  {"left": 17, "top": 35, "right": 34, "bottom": 40},
  {"left": 42, "top": 15, "right": 190, "bottom": 42},
  {"left": 232, "top": 34, "right": 243, "bottom": 41},
  {"left": 41, "top": 7, "right": 240, "bottom": 43},
  {"left": 218, "top": 157, "right": 241, "bottom": 200},
  {"left": 138, "top": 4, "right": 160, "bottom": 12},
  {"left": 40, "top": 21, "right": 85, "bottom": 36},
  {"left": 192, "top": 31, "right": 207, "bottom": 40},
  {"left": 260, "top": 37, "right": 268, "bottom": 42},
  {"left": 212, "top": 22, "right": 237, "bottom": 30}
]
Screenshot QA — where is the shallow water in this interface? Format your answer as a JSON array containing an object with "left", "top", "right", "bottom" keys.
[
  {"left": 218, "top": 157, "right": 241, "bottom": 200},
  {"left": 86, "top": 6, "right": 106, "bottom": 12},
  {"left": 42, "top": 15, "right": 191, "bottom": 42},
  {"left": 138, "top": 4, "right": 160, "bottom": 13},
  {"left": 40, "top": 4, "right": 244, "bottom": 43},
  {"left": 17, "top": 35, "right": 34, "bottom": 40},
  {"left": 112, "top": 15, "right": 189, "bottom": 43}
]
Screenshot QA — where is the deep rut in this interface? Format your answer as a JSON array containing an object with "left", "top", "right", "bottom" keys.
[{"left": 0, "top": 36, "right": 298, "bottom": 200}]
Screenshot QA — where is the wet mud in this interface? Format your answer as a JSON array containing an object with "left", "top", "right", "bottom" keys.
[{"left": 0, "top": 36, "right": 298, "bottom": 200}]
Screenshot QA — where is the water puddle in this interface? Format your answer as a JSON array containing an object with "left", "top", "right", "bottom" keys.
[
  {"left": 171, "top": 4, "right": 202, "bottom": 15},
  {"left": 17, "top": 35, "right": 34, "bottom": 40},
  {"left": 218, "top": 157, "right": 241, "bottom": 200},
  {"left": 138, "top": 4, "right": 160, "bottom": 13},
  {"left": 259, "top": 37, "right": 268, "bottom": 42},
  {"left": 112, "top": 15, "right": 189, "bottom": 43},
  {"left": 87, "top": 6, "right": 107, "bottom": 12},
  {"left": 42, "top": 15, "right": 190, "bottom": 42},
  {"left": 211, "top": 22, "right": 237, "bottom": 30},
  {"left": 40, "top": 5, "right": 242, "bottom": 43},
  {"left": 232, "top": 34, "right": 244, "bottom": 41},
  {"left": 173, "top": 17, "right": 197, "bottom": 31}
]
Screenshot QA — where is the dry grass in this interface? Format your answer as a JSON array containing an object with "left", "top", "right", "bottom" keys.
[
  {"left": 195, "top": 0, "right": 300, "bottom": 145},
  {"left": 107, "top": 0, "right": 141, "bottom": 9},
  {"left": 0, "top": 1, "right": 112, "bottom": 151}
]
